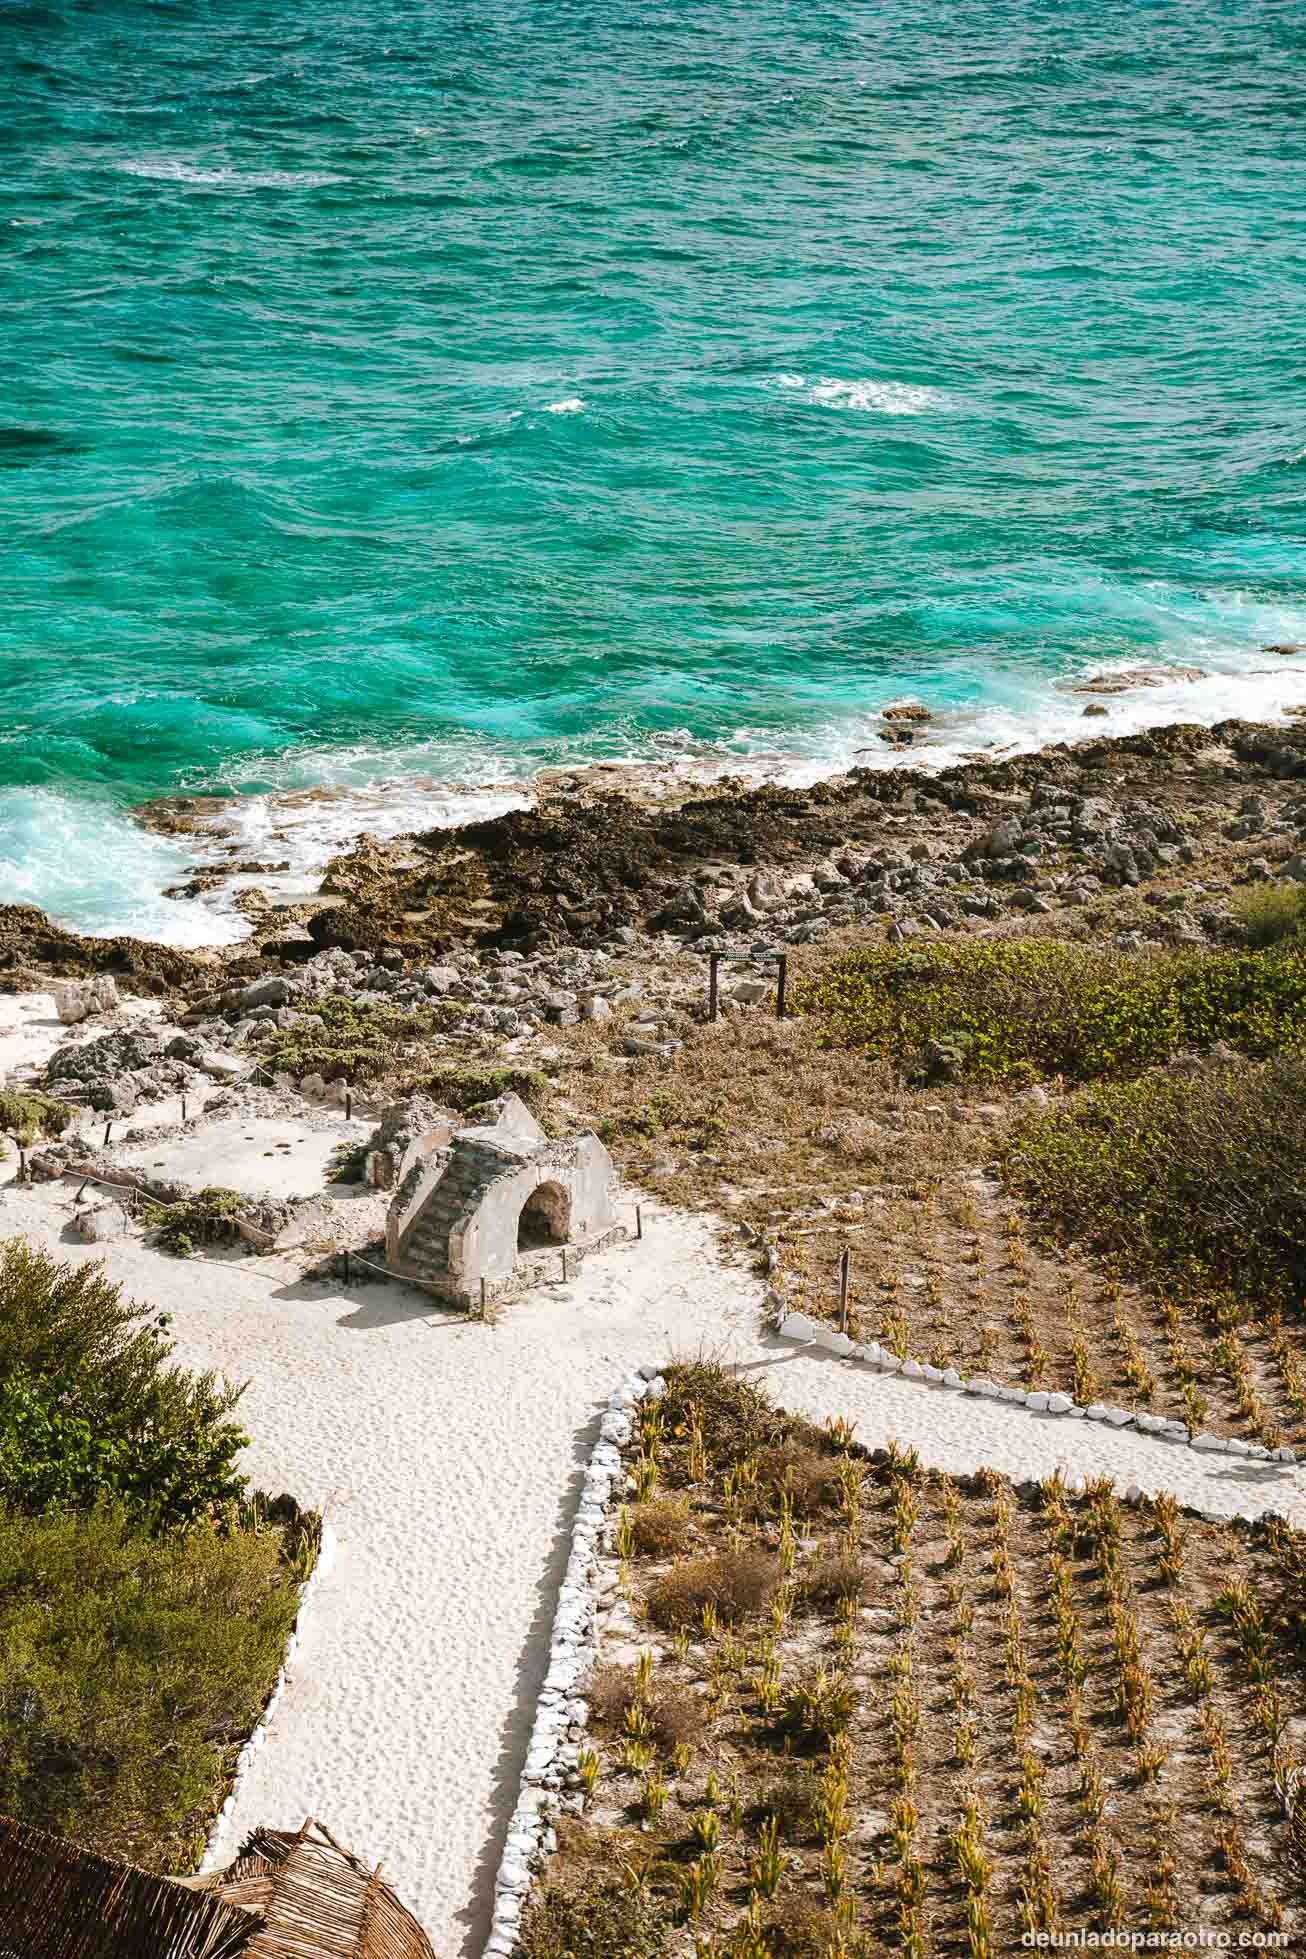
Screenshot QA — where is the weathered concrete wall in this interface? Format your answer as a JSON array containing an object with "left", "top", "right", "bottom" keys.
[{"left": 448, "top": 1136, "right": 616, "bottom": 1293}]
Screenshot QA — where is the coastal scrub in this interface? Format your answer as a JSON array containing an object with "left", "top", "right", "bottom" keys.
[{"left": 794, "top": 939, "right": 1306, "bottom": 1085}]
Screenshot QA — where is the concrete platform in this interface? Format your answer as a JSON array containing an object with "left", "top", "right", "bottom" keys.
[{"left": 116, "top": 1115, "right": 372, "bottom": 1200}]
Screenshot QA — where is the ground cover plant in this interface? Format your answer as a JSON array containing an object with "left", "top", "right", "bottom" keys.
[
  {"left": 792, "top": 939, "right": 1306, "bottom": 1087},
  {"left": 260, "top": 992, "right": 456, "bottom": 1083},
  {"left": 1007, "top": 1055, "right": 1306, "bottom": 1314},
  {"left": 0, "top": 1500, "right": 306, "bottom": 1871},
  {"left": 0, "top": 1238, "right": 315, "bottom": 1866},
  {"left": 0, "top": 1089, "right": 73, "bottom": 1150},
  {"left": 515, "top": 1364, "right": 1306, "bottom": 1957},
  {"left": 140, "top": 1184, "right": 249, "bottom": 1259}
]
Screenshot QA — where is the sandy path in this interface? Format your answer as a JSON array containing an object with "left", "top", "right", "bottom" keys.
[
  {"left": 754, "top": 1343, "right": 1306, "bottom": 1528},
  {"left": 2, "top": 1168, "right": 1302, "bottom": 1954},
  {"left": 0, "top": 1178, "right": 760, "bottom": 1956}
]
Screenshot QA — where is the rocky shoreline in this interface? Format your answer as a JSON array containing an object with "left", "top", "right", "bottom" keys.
[{"left": 5, "top": 715, "right": 1306, "bottom": 1002}]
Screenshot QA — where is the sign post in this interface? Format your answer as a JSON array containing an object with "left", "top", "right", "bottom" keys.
[{"left": 706, "top": 944, "right": 788, "bottom": 1023}]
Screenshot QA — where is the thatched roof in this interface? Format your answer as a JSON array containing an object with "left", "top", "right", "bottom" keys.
[
  {"left": 0, "top": 1815, "right": 256, "bottom": 1959},
  {"left": 0, "top": 1815, "right": 435, "bottom": 1959}
]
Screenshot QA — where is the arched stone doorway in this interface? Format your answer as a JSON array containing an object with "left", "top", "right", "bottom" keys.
[{"left": 517, "top": 1180, "right": 571, "bottom": 1251}]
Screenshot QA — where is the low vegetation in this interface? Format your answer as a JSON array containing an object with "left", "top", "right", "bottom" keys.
[
  {"left": 0, "top": 1089, "right": 73, "bottom": 1150},
  {"left": 0, "top": 1238, "right": 314, "bottom": 1867},
  {"left": 140, "top": 1185, "right": 248, "bottom": 1258},
  {"left": 516, "top": 1364, "right": 1306, "bottom": 1956},
  {"left": 1232, "top": 880, "right": 1306, "bottom": 948},
  {"left": 557, "top": 930, "right": 1306, "bottom": 1447},
  {"left": 422, "top": 1062, "right": 551, "bottom": 1113},
  {"left": 261, "top": 993, "right": 453, "bottom": 1084},
  {"left": 1008, "top": 1054, "right": 1306, "bottom": 1314},
  {"left": 0, "top": 1501, "right": 305, "bottom": 1870},
  {"left": 793, "top": 938, "right": 1306, "bottom": 1086}
]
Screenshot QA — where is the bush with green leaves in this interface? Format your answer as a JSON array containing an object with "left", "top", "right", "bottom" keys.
[
  {"left": 423, "top": 1062, "right": 550, "bottom": 1112},
  {"left": 141, "top": 1185, "right": 247, "bottom": 1257},
  {"left": 0, "top": 1238, "right": 248, "bottom": 1527},
  {"left": 795, "top": 939, "right": 1306, "bottom": 1085},
  {"left": 0, "top": 1500, "right": 303, "bottom": 1871},
  {"left": 0, "top": 1090, "right": 73, "bottom": 1150},
  {"left": 263, "top": 994, "right": 451, "bottom": 1084},
  {"left": 1005, "top": 1054, "right": 1306, "bottom": 1312},
  {"left": 1232, "top": 881, "right": 1306, "bottom": 949}
]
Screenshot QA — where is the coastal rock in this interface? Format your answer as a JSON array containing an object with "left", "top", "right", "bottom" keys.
[
  {"left": 73, "top": 1200, "right": 133, "bottom": 1243},
  {"left": 1069, "top": 665, "right": 1204, "bottom": 696},
  {"left": 51, "top": 976, "right": 119, "bottom": 1023}
]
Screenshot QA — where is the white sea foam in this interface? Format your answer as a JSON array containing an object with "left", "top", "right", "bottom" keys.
[
  {"left": 112, "top": 157, "right": 345, "bottom": 190},
  {"left": 0, "top": 788, "right": 247, "bottom": 948},
  {"left": 10, "top": 639, "right": 1306, "bottom": 950},
  {"left": 543, "top": 396, "right": 586, "bottom": 415},
  {"left": 769, "top": 373, "right": 946, "bottom": 414}
]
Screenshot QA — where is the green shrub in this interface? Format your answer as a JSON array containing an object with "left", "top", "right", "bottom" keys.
[
  {"left": 141, "top": 1186, "right": 246, "bottom": 1258},
  {"left": 515, "top": 1880, "right": 667, "bottom": 1959},
  {"left": 1232, "top": 882, "right": 1306, "bottom": 949},
  {"left": 327, "top": 1139, "right": 369, "bottom": 1184},
  {"left": 0, "top": 1090, "right": 73, "bottom": 1148},
  {"left": 795, "top": 939, "right": 1306, "bottom": 1085},
  {"left": 0, "top": 1238, "right": 248, "bottom": 1526},
  {"left": 263, "top": 995, "right": 445, "bottom": 1084},
  {"left": 423, "top": 1063, "right": 550, "bottom": 1112},
  {"left": 1006, "top": 1055, "right": 1306, "bottom": 1311},
  {"left": 0, "top": 1501, "right": 303, "bottom": 1870}
]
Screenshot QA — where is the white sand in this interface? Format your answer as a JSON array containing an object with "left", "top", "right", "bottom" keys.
[
  {"left": 1, "top": 1160, "right": 1301, "bottom": 1954},
  {"left": 116, "top": 1115, "right": 372, "bottom": 1200},
  {"left": 0, "top": 990, "right": 165, "bottom": 1087}
]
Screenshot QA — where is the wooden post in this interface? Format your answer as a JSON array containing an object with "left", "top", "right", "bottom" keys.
[
  {"left": 635, "top": 1202, "right": 643, "bottom": 1241},
  {"left": 838, "top": 1246, "right": 851, "bottom": 1333},
  {"left": 102, "top": 1121, "right": 112, "bottom": 1147},
  {"left": 181, "top": 1095, "right": 187, "bottom": 1124},
  {"left": 17, "top": 1147, "right": 27, "bottom": 1186},
  {"left": 480, "top": 1277, "right": 487, "bottom": 1319},
  {"left": 708, "top": 950, "right": 721, "bottom": 1024},
  {"left": 776, "top": 954, "right": 788, "bottom": 1020},
  {"left": 345, "top": 1085, "right": 353, "bottom": 1122}
]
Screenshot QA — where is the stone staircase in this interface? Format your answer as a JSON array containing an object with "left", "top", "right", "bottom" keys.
[{"left": 396, "top": 1140, "right": 513, "bottom": 1282}]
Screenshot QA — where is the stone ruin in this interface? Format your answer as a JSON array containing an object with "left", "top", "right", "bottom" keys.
[{"left": 382, "top": 1092, "right": 622, "bottom": 1307}]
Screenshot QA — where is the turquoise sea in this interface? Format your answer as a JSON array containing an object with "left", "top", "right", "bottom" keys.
[{"left": 3, "top": 0, "right": 1306, "bottom": 942}]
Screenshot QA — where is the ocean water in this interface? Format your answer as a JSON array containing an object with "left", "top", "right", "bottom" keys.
[{"left": 3, "top": 0, "right": 1306, "bottom": 943}]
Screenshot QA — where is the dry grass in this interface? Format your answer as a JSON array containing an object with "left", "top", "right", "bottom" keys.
[
  {"left": 630, "top": 1499, "right": 693, "bottom": 1558},
  {"left": 522, "top": 1363, "right": 1306, "bottom": 1956},
  {"left": 646, "top": 1548, "right": 782, "bottom": 1632},
  {"left": 554, "top": 956, "right": 1306, "bottom": 1449}
]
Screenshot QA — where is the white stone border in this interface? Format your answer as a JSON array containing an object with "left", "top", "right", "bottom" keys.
[
  {"left": 775, "top": 1312, "right": 1298, "bottom": 1466},
  {"left": 482, "top": 1364, "right": 665, "bottom": 1959},
  {"left": 196, "top": 1521, "right": 339, "bottom": 1875}
]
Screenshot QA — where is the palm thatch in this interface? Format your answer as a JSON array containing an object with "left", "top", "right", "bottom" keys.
[
  {"left": 0, "top": 1815, "right": 435, "bottom": 1959},
  {"left": 185, "top": 1819, "right": 436, "bottom": 1959},
  {"left": 0, "top": 1815, "right": 256, "bottom": 1959}
]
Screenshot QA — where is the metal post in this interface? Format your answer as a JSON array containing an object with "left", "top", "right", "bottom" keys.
[
  {"left": 839, "top": 1247, "right": 851, "bottom": 1334},
  {"left": 635, "top": 1203, "right": 643, "bottom": 1241},
  {"left": 181, "top": 1096, "right": 187, "bottom": 1124},
  {"left": 17, "top": 1147, "right": 27, "bottom": 1186},
  {"left": 480, "top": 1277, "right": 487, "bottom": 1318},
  {"left": 708, "top": 950, "right": 721, "bottom": 1023},
  {"left": 345, "top": 1085, "right": 353, "bottom": 1122},
  {"left": 103, "top": 1122, "right": 112, "bottom": 1147},
  {"left": 776, "top": 954, "right": 788, "bottom": 1020}
]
